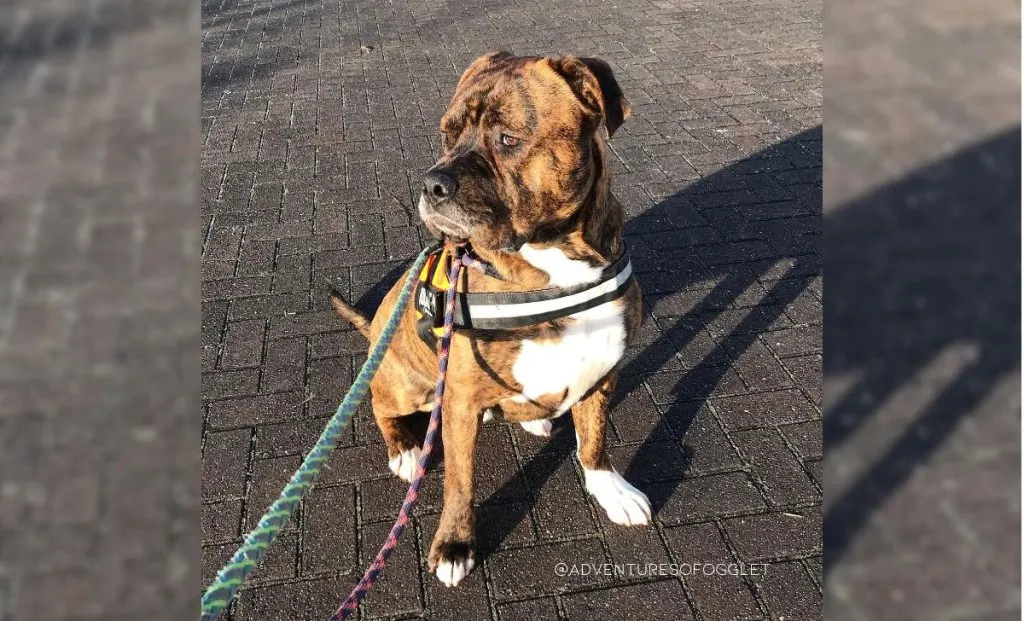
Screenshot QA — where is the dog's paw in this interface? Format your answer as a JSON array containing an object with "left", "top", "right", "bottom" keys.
[
  {"left": 584, "top": 468, "right": 652, "bottom": 526},
  {"left": 429, "top": 540, "right": 476, "bottom": 587},
  {"left": 388, "top": 446, "right": 422, "bottom": 483},
  {"left": 519, "top": 419, "right": 552, "bottom": 437},
  {"left": 435, "top": 555, "right": 476, "bottom": 587}
]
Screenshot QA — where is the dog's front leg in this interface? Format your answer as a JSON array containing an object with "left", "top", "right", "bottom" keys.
[
  {"left": 573, "top": 373, "right": 652, "bottom": 526},
  {"left": 428, "top": 388, "right": 480, "bottom": 587}
]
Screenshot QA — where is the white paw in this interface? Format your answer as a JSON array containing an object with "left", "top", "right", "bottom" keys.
[
  {"left": 435, "top": 555, "right": 475, "bottom": 587},
  {"left": 519, "top": 419, "right": 552, "bottom": 437},
  {"left": 482, "top": 408, "right": 496, "bottom": 423},
  {"left": 584, "top": 468, "right": 652, "bottom": 526},
  {"left": 388, "top": 446, "right": 422, "bottom": 483}
]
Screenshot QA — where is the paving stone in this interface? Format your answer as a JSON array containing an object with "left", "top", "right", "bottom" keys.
[
  {"left": 357, "top": 520, "right": 423, "bottom": 618},
  {"left": 763, "top": 324, "right": 822, "bottom": 359},
  {"left": 724, "top": 338, "right": 796, "bottom": 392},
  {"left": 255, "top": 417, "right": 331, "bottom": 459},
  {"left": 474, "top": 425, "right": 531, "bottom": 501},
  {"left": 523, "top": 454, "right": 599, "bottom": 539},
  {"left": 202, "top": 500, "right": 243, "bottom": 545},
  {"left": 250, "top": 532, "right": 299, "bottom": 583},
  {"left": 663, "top": 522, "right": 762, "bottom": 620},
  {"left": 208, "top": 391, "right": 307, "bottom": 429},
  {"left": 268, "top": 310, "right": 343, "bottom": 340},
  {"left": 306, "top": 356, "right": 355, "bottom": 420},
  {"left": 733, "top": 429, "right": 818, "bottom": 507},
  {"left": 724, "top": 508, "right": 823, "bottom": 561},
  {"left": 609, "top": 440, "right": 691, "bottom": 484},
  {"left": 561, "top": 580, "right": 695, "bottom": 620},
  {"left": 754, "top": 560, "right": 821, "bottom": 621},
  {"left": 651, "top": 472, "right": 766, "bottom": 525},
  {"left": 235, "top": 577, "right": 351, "bottom": 621},
  {"left": 646, "top": 366, "right": 748, "bottom": 405},
  {"left": 359, "top": 474, "right": 445, "bottom": 524},
  {"left": 603, "top": 524, "right": 672, "bottom": 568},
  {"left": 301, "top": 485, "right": 357, "bottom": 576},
  {"left": 417, "top": 518, "right": 492, "bottom": 620},
  {"left": 245, "top": 456, "right": 302, "bottom": 531},
  {"left": 713, "top": 389, "right": 818, "bottom": 430},
  {"left": 620, "top": 338, "right": 688, "bottom": 377},
  {"left": 782, "top": 354, "right": 821, "bottom": 407},
  {"left": 228, "top": 292, "right": 310, "bottom": 321},
  {"left": 317, "top": 444, "right": 392, "bottom": 485},
  {"left": 487, "top": 538, "right": 610, "bottom": 600},
  {"left": 475, "top": 502, "right": 540, "bottom": 553},
  {"left": 262, "top": 337, "right": 308, "bottom": 393},
  {"left": 203, "top": 275, "right": 274, "bottom": 301},
  {"left": 202, "top": 368, "right": 261, "bottom": 400},
  {"left": 673, "top": 402, "right": 744, "bottom": 474},
  {"left": 607, "top": 388, "right": 668, "bottom": 443},
  {"left": 780, "top": 420, "right": 822, "bottom": 460},
  {"left": 496, "top": 597, "right": 560, "bottom": 621},
  {"left": 202, "top": 429, "right": 251, "bottom": 501},
  {"left": 273, "top": 253, "right": 313, "bottom": 294},
  {"left": 202, "top": 543, "right": 236, "bottom": 588}
]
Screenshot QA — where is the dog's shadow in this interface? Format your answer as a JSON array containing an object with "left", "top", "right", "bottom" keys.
[{"left": 348, "top": 127, "right": 822, "bottom": 560}]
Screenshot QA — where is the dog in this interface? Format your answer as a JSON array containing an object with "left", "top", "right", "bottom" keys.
[{"left": 330, "top": 52, "right": 651, "bottom": 587}]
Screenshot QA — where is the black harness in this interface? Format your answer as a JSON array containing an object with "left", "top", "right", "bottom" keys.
[{"left": 413, "top": 244, "right": 634, "bottom": 346}]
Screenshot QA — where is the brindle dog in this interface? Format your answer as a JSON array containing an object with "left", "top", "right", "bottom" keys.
[{"left": 331, "top": 52, "right": 651, "bottom": 587}]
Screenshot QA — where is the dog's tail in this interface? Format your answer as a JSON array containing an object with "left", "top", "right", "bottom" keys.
[{"left": 329, "top": 290, "right": 371, "bottom": 338}]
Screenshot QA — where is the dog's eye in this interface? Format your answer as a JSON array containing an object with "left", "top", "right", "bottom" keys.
[{"left": 500, "top": 133, "right": 521, "bottom": 148}]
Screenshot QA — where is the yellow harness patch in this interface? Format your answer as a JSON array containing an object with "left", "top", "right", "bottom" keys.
[
  {"left": 419, "top": 247, "right": 453, "bottom": 290},
  {"left": 415, "top": 247, "right": 454, "bottom": 340}
]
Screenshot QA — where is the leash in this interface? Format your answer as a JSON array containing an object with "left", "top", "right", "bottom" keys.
[
  {"left": 200, "top": 247, "right": 432, "bottom": 620},
  {"left": 332, "top": 245, "right": 469, "bottom": 619},
  {"left": 200, "top": 243, "right": 478, "bottom": 621}
]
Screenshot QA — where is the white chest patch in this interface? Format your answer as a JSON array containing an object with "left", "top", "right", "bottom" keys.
[
  {"left": 511, "top": 244, "right": 627, "bottom": 415},
  {"left": 518, "top": 244, "right": 603, "bottom": 287}
]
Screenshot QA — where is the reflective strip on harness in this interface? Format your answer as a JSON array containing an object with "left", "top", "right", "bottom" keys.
[
  {"left": 469, "top": 260, "right": 632, "bottom": 320},
  {"left": 414, "top": 246, "right": 634, "bottom": 332}
]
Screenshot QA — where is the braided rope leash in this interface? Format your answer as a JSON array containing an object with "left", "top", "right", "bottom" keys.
[
  {"left": 460, "top": 247, "right": 496, "bottom": 278},
  {"left": 199, "top": 247, "right": 433, "bottom": 621},
  {"left": 333, "top": 245, "right": 471, "bottom": 619}
]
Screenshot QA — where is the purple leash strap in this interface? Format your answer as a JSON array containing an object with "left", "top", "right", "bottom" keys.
[{"left": 333, "top": 244, "right": 467, "bottom": 619}]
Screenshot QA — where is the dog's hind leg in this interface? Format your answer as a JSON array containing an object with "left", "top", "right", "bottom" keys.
[{"left": 572, "top": 373, "right": 651, "bottom": 526}]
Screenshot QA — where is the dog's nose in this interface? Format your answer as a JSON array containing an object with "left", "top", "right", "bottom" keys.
[{"left": 423, "top": 169, "right": 458, "bottom": 201}]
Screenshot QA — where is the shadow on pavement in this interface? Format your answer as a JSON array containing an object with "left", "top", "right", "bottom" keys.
[{"left": 823, "top": 126, "right": 1021, "bottom": 571}]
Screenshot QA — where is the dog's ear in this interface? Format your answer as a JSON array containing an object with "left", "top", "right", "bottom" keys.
[
  {"left": 550, "top": 56, "right": 631, "bottom": 137},
  {"left": 454, "top": 51, "right": 514, "bottom": 97}
]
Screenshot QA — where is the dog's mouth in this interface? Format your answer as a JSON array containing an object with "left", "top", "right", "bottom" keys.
[
  {"left": 422, "top": 212, "right": 471, "bottom": 243},
  {"left": 418, "top": 196, "right": 472, "bottom": 242}
]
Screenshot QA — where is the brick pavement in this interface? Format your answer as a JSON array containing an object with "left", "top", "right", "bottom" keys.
[
  {"left": 0, "top": 1, "right": 198, "bottom": 620},
  {"left": 824, "top": 1, "right": 1020, "bottom": 620},
  {"left": 201, "top": 0, "right": 822, "bottom": 619}
]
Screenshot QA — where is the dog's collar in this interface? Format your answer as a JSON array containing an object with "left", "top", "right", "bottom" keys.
[{"left": 414, "top": 243, "right": 633, "bottom": 335}]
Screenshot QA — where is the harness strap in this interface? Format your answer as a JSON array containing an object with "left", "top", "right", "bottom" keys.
[{"left": 415, "top": 246, "right": 633, "bottom": 333}]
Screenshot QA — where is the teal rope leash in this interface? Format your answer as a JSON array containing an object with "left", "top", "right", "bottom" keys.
[{"left": 200, "top": 247, "right": 432, "bottom": 621}]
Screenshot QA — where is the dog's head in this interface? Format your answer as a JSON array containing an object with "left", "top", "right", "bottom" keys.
[{"left": 418, "top": 53, "right": 630, "bottom": 251}]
